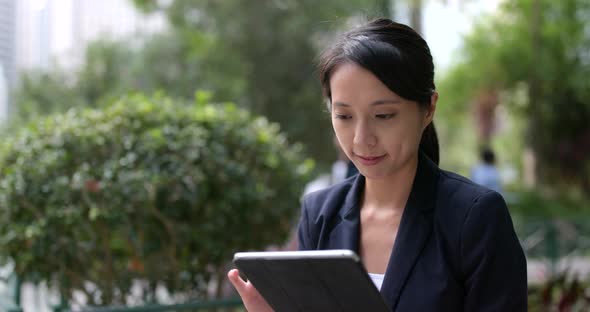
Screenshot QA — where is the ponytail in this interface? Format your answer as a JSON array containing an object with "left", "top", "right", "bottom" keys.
[{"left": 419, "top": 122, "right": 439, "bottom": 165}]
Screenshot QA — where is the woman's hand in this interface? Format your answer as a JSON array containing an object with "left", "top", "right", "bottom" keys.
[{"left": 227, "top": 269, "right": 274, "bottom": 312}]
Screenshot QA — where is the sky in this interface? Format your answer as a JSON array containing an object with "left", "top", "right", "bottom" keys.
[{"left": 421, "top": 0, "right": 502, "bottom": 72}]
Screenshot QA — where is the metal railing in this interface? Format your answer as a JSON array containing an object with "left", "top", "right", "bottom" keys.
[
  {"left": 5, "top": 217, "right": 590, "bottom": 311},
  {"left": 0, "top": 271, "right": 21, "bottom": 312},
  {"left": 2, "top": 274, "right": 243, "bottom": 312},
  {"left": 515, "top": 217, "right": 590, "bottom": 259},
  {"left": 0, "top": 299, "right": 22, "bottom": 312},
  {"left": 60, "top": 298, "right": 244, "bottom": 312}
]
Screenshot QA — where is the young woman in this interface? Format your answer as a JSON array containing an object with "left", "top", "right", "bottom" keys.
[{"left": 228, "top": 18, "right": 527, "bottom": 311}]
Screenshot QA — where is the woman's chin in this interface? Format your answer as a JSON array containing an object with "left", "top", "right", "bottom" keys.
[{"left": 358, "top": 169, "right": 391, "bottom": 180}]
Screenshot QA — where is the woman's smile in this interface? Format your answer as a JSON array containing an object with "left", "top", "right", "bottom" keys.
[{"left": 354, "top": 153, "right": 387, "bottom": 166}]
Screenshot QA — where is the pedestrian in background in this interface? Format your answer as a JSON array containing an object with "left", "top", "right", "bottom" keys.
[{"left": 471, "top": 146, "right": 503, "bottom": 194}]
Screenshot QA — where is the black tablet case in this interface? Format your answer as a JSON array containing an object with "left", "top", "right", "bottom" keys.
[{"left": 233, "top": 252, "right": 390, "bottom": 312}]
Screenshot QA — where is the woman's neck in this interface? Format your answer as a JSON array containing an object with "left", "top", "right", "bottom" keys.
[{"left": 362, "top": 155, "right": 419, "bottom": 213}]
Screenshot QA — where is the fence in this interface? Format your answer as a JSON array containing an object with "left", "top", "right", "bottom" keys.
[
  {"left": 59, "top": 298, "right": 243, "bottom": 312},
  {"left": 3, "top": 217, "right": 590, "bottom": 311},
  {"left": 0, "top": 276, "right": 244, "bottom": 312}
]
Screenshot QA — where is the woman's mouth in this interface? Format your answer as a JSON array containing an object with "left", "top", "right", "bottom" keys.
[{"left": 355, "top": 154, "right": 386, "bottom": 166}]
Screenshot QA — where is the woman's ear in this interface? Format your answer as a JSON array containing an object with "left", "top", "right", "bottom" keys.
[{"left": 423, "top": 92, "right": 438, "bottom": 129}]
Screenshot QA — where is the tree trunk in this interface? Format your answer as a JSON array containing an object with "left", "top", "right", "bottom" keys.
[
  {"left": 378, "top": 0, "right": 394, "bottom": 18},
  {"left": 409, "top": 0, "right": 423, "bottom": 35},
  {"left": 525, "top": 0, "right": 542, "bottom": 188}
]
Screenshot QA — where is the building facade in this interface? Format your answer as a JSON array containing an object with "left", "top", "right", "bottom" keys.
[{"left": 0, "top": 0, "right": 16, "bottom": 120}]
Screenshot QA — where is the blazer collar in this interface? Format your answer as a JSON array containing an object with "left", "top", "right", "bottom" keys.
[
  {"left": 379, "top": 152, "right": 439, "bottom": 310},
  {"left": 322, "top": 173, "right": 365, "bottom": 252},
  {"left": 330, "top": 152, "right": 440, "bottom": 310}
]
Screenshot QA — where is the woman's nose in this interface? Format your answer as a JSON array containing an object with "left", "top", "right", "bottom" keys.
[{"left": 353, "top": 120, "right": 377, "bottom": 148}]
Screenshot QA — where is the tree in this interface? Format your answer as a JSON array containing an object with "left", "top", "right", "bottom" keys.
[
  {"left": 13, "top": 40, "right": 135, "bottom": 121},
  {"left": 133, "top": 0, "right": 393, "bottom": 167},
  {"left": 438, "top": 0, "right": 590, "bottom": 192},
  {"left": 408, "top": 0, "right": 424, "bottom": 34},
  {"left": 12, "top": 1, "right": 392, "bottom": 168}
]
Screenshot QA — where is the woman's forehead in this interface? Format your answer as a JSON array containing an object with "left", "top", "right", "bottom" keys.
[{"left": 330, "top": 63, "right": 406, "bottom": 104}]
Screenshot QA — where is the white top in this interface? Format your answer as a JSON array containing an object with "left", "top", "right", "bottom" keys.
[{"left": 368, "top": 273, "right": 385, "bottom": 290}]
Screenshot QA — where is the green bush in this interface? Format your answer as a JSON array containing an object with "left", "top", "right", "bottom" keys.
[
  {"left": 509, "top": 190, "right": 590, "bottom": 218},
  {"left": 0, "top": 94, "right": 313, "bottom": 305}
]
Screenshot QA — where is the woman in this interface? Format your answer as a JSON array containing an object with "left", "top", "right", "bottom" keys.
[{"left": 228, "top": 18, "right": 527, "bottom": 311}]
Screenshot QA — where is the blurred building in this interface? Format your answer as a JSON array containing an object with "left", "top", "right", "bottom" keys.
[
  {"left": 1, "top": 0, "right": 166, "bottom": 120},
  {"left": 0, "top": 65, "right": 6, "bottom": 122},
  {"left": 16, "top": 0, "right": 166, "bottom": 71},
  {"left": 0, "top": 0, "right": 16, "bottom": 85},
  {"left": 0, "top": 0, "right": 16, "bottom": 121}
]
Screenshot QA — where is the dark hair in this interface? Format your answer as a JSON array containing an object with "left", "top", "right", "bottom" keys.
[
  {"left": 318, "top": 18, "right": 439, "bottom": 164},
  {"left": 481, "top": 147, "right": 496, "bottom": 165}
]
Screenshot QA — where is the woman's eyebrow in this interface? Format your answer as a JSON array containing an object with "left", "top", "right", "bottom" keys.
[
  {"left": 371, "top": 99, "right": 402, "bottom": 106},
  {"left": 332, "top": 99, "right": 402, "bottom": 107},
  {"left": 332, "top": 101, "right": 350, "bottom": 107}
]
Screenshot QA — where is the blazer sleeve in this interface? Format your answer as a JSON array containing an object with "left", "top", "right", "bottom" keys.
[
  {"left": 297, "top": 197, "right": 313, "bottom": 250},
  {"left": 460, "top": 191, "right": 528, "bottom": 311}
]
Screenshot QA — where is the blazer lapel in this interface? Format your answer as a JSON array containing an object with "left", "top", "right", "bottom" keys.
[
  {"left": 319, "top": 174, "right": 365, "bottom": 252},
  {"left": 379, "top": 153, "right": 439, "bottom": 310}
]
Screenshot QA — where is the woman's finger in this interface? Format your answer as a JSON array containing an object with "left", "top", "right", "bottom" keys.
[
  {"left": 228, "top": 269, "right": 274, "bottom": 312},
  {"left": 228, "top": 269, "right": 249, "bottom": 296}
]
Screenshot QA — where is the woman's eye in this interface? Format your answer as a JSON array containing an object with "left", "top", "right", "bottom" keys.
[
  {"left": 335, "top": 114, "right": 352, "bottom": 120},
  {"left": 376, "top": 113, "right": 395, "bottom": 120}
]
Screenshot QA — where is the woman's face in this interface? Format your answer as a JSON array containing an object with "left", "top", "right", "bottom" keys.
[{"left": 329, "top": 62, "right": 435, "bottom": 180}]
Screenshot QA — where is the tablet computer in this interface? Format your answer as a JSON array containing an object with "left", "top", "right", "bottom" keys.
[{"left": 233, "top": 249, "right": 390, "bottom": 312}]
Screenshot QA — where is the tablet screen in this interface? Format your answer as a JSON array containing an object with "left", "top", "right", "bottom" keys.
[{"left": 233, "top": 250, "right": 390, "bottom": 312}]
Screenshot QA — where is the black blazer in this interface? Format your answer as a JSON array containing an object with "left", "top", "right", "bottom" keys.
[{"left": 297, "top": 153, "right": 527, "bottom": 311}]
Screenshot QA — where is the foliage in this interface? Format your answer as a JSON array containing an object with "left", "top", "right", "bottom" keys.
[
  {"left": 13, "top": 40, "right": 132, "bottom": 123},
  {"left": 510, "top": 190, "right": 590, "bottom": 219},
  {"left": 13, "top": 70, "right": 84, "bottom": 122},
  {"left": 13, "top": 35, "right": 201, "bottom": 121},
  {"left": 132, "top": 0, "right": 396, "bottom": 167},
  {"left": 12, "top": 1, "right": 391, "bottom": 170},
  {"left": 437, "top": 0, "right": 590, "bottom": 192},
  {"left": 528, "top": 272, "right": 590, "bottom": 311},
  {"left": 0, "top": 94, "right": 313, "bottom": 305}
]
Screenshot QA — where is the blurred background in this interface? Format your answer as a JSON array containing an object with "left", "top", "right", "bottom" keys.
[{"left": 0, "top": 0, "right": 589, "bottom": 311}]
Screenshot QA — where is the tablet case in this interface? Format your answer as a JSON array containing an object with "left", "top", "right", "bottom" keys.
[{"left": 233, "top": 250, "right": 390, "bottom": 312}]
